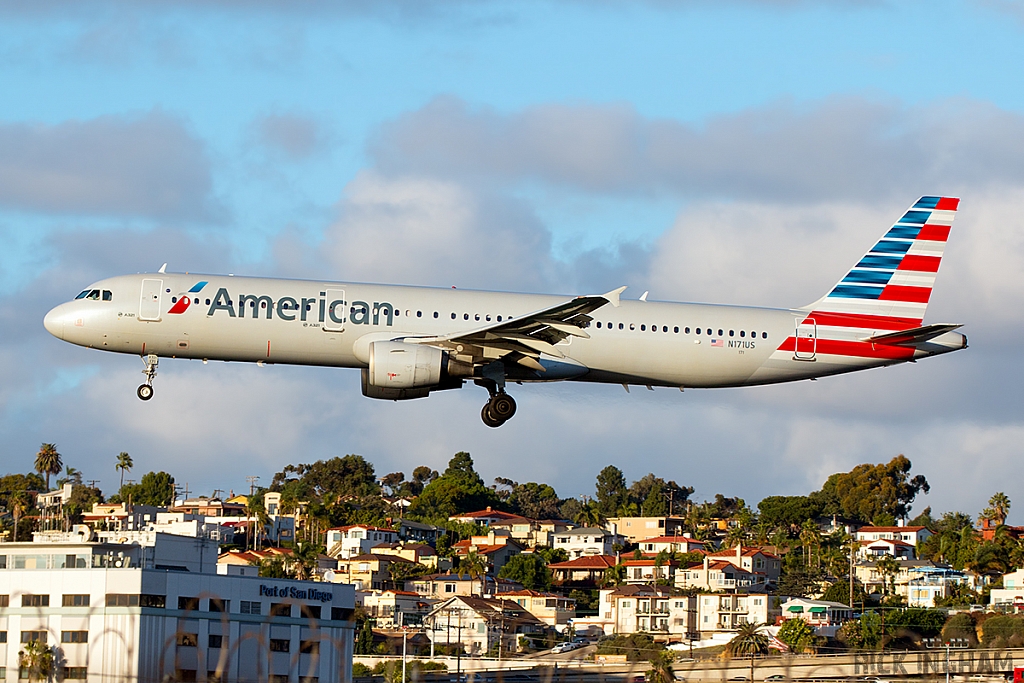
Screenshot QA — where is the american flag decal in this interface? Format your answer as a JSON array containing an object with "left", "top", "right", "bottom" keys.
[{"left": 711, "top": 338, "right": 724, "bottom": 347}]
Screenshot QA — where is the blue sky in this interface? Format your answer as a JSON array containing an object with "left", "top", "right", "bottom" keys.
[{"left": 2, "top": 0, "right": 1024, "bottom": 520}]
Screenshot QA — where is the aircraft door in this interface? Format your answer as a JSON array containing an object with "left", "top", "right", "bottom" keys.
[
  {"left": 794, "top": 318, "right": 817, "bottom": 361},
  {"left": 324, "top": 289, "right": 346, "bottom": 332},
  {"left": 139, "top": 279, "right": 163, "bottom": 321}
]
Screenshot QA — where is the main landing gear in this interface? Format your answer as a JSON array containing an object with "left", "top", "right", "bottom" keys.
[
  {"left": 138, "top": 354, "right": 158, "bottom": 401},
  {"left": 478, "top": 379, "right": 517, "bottom": 428}
]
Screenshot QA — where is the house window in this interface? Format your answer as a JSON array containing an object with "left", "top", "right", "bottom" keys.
[
  {"left": 209, "top": 634, "right": 224, "bottom": 648},
  {"left": 106, "top": 594, "right": 139, "bottom": 607},
  {"left": 62, "top": 594, "right": 90, "bottom": 607},
  {"left": 269, "top": 639, "right": 290, "bottom": 652},
  {"left": 176, "top": 632, "right": 199, "bottom": 647},
  {"left": 63, "top": 669, "right": 87, "bottom": 680},
  {"left": 240, "top": 601, "right": 262, "bottom": 615},
  {"left": 300, "top": 640, "right": 320, "bottom": 654},
  {"left": 444, "top": 584, "right": 456, "bottom": 593},
  {"left": 178, "top": 596, "right": 200, "bottom": 611},
  {"left": 61, "top": 631, "right": 88, "bottom": 643},
  {"left": 22, "top": 594, "right": 49, "bottom": 607}
]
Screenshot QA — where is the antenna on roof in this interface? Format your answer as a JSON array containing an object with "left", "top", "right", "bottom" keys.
[{"left": 158, "top": 263, "right": 167, "bottom": 273}]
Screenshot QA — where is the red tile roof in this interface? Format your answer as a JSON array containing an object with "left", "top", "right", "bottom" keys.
[
  {"left": 548, "top": 555, "right": 617, "bottom": 569},
  {"left": 622, "top": 558, "right": 679, "bottom": 567},
  {"left": 327, "top": 524, "right": 397, "bottom": 533},
  {"left": 452, "top": 508, "right": 530, "bottom": 522},
  {"left": 857, "top": 526, "right": 927, "bottom": 533},
  {"left": 709, "top": 546, "right": 779, "bottom": 559}
]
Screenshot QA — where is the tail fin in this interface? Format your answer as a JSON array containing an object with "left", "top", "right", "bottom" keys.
[{"left": 802, "top": 196, "right": 959, "bottom": 328}]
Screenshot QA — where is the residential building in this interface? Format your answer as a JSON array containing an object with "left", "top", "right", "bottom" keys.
[
  {"left": 370, "top": 542, "right": 442, "bottom": 569},
  {"left": 449, "top": 507, "right": 526, "bottom": 527},
  {"left": 676, "top": 557, "right": 769, "bottom": 592},
  {"left": 408, "top": 573, "right": 491, "bottom": 599},
  {"left": 333, "top": 553, "right": 418, "bottom": 591},
  {"left": 218, "top": 547, "right": 294, "bottom": 576},
  {"left": 705, "top": 546, "right": 782, "bottom": 584},
  {"left": 853, "top": 558, "right": 943, "bottom": 597},
  {"left": 622, "top": 558, "right": 679, "bottom": 586},
  {"left": 697, "top": 593, "right": 777, "bottom": 636},
  {"left": 356, "top": 589, "right": 435, "bottom": 628},
  {"left": 548, "top": 555, "right": 617, "bottom": 586},
  {"left": 854, "top": 525, "right": 933, "bottom": 546},
  {"left": 606, "top": 517, "right": 686, "bottom": 543},
  {"left": 81, "top": 503, "right": 163, "bottom": 533},
  {"left": 779, "top": 598, "right": 853, "bottom": 638},
  {"left": 396, "top": 519, "right": 444, "bottom": 545},
  {"left": 857, "top": 538, "right": 917, "bottom": 560},
  {"left": 906, "top": 566, "right": 969, "bottom": 608},
  {"left": 326, "top": 525, "right": 400, "bottom": 559},
  {"left": 501, "top": 589, "right": 576, "bottom": 629},
  {"left": 979, "top": 519, "right": 1024, "bottom": 542},
  {"left": 0, "top": 530, "right": 355, "bottom": 683},
  {"left": 637, "top": 535, "right": 707, "bottom": 556},
  {"left": 450, "top": 532, "right": 523, "bottom": 574},
  {"left": 553, "top": 527, "right": 625, "bottom": 559},
  {"left": 449, "top": 508, "right": 544, "bottom": 548},
  {"left": 575, "top": 586, "right": 696, "bottom": 640},
  {"left": 987, "top": 568, "right": 1024, "bottom": 608},
  {"left": 169, "top": 497, "right": 247, "bottom": 518},
  {"left": 423, "top": 595, "right": 545, "bottom": 655}
]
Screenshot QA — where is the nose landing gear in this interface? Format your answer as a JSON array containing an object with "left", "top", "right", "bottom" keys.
[
  {"left": 138, "top": 354, "right": 158, "bottom": 401},
  {"left": 478, "top": 378, "right": 517, "bottom": 428}
]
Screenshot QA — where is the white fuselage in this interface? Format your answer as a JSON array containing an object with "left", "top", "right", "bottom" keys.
[{"left": 43, "top": 273, "right": 965, "bottom": 390}]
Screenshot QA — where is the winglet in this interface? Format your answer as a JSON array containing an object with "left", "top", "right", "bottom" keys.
[
  {"left": 639, "top": 291, "right": 649, "bottom": 302},
  {"left": 158, "top": 263, "right": 167, "bottom": 274},
  {"left": 602, "top": 286, "right": 628, "bottom": 308}
]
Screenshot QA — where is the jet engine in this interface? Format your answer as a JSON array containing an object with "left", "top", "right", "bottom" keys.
[{"left": 361, "top": 341, "right": 465, "bottom": 400}]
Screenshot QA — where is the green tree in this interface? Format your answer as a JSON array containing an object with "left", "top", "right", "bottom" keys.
[
  {"left": 498, "top": 553, "right": 552, "bottom": 590},
  {"left": 355, "top": 620, "right": 375, "bottom": 655},
  {"left": 381, "top": 472, "right": 405, "bottom": 496},
  {"left": 535, "top": 547, "right": 569, "bottom": 564},
  {"left": 875, "top": 555, "right": 901, "bottom": 596},
  {"left": 507, "top": 482, "right": 561, "bottom": 519},
  {"left": 595, "top": 465, "right": 628, "bottom": 518},
  {"left": 34, "top": 443, "right": 63, "bottom": 490},
  {"left": 627, "top": 474, "right": 693, "bottom": 517},
  {"left": 115, "top": 452, "right": 133, "bottom": 492},
  {"left": 758, "top": 496, "right": 824, "bottom": 532},
  {"left": 646, "top": 650, "right": 675, "bottom": 683},
  {"left": 459, "top": 550, "right": 488, "bottom": 593},
  {"left": 117, "top": 471, "right": 175, "bottom": 506},
  {"left": 409, "top": 453, "right": 501, "bottom": 520},
  {"left": 9, "top": 490, "right": 30, "bottom": 542},
  {"left": 777, "top": 618, "right": 816, "bottom": 653},
  {"left": 811, "top": 455, "right": 929, "bottom": 523},
  {"left": 980, "top": 615, "right": 1024, "bottom": 647},
  {"left": 574, "top": 501, "right": 604, "bottom": 528},
  {"left": 18, "top": 640, "right": 55, "bottom": 683}
]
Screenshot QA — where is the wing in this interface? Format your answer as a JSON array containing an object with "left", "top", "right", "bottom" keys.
[{"left": 407, "top": 286, "right": 626, "bottom": 372}]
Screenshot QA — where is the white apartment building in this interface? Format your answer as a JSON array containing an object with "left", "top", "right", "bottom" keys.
[
  {"left": 325, "top": 526, "right": 399, "bottom": 560},
  {"left": 573, "top": 586, "right": 696, "bottom": 640},
  {"left": 985, "top": 568, "right": 1024, "bottom": 608},
  {"left": 552, "top": 528, "right": 625, "bottom": 559},
  {"left": 0, "top": 529, "right": 355, "bottom": 683},
  {"left": 696, "top": 593, "right": 777, "bottom": 636},
  {"left": 854, "top": 525, "right": 932, "bottom": 546}
]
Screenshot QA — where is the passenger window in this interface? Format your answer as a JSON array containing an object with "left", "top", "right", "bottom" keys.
[
  {"left": 394, "top": 310, "right": 400, "bottom": 317},
  {"left": 729, "top": 330, "right": 734, "bottom": 337},
  {"left": 718, "top": 329, "right": 723, "bottom": 336},
  {"left": 171, "top": 297, "right": 178, "bottom": 303},
  {"left": 685, "top": 327, "right": 690, "bottom": 334},
  {"left": 640, "top": 325, "right": 646, "bottom": 331},
  {"left": 762, "top": 332, "right": 768, "bottom": 339},
  {"left": 663, "top": 326, "right": 668, "bottom": 333},
  {"left": 629, "top": 323, "right": 635, "bottom": 330},
  {"left": 102, "top": 291, "right": 112, "bottom": 301},
  {"left": 497, "top": 316, "right": 502, "bottom": 322},
  {"left": 193, "top": 298, "right": 198, "bottom": 304},
  {"left": 618, "top": 323, "right": 624, "bottom": 330},
  {"left": 475, "top": 314, "right": 480, "bottom": 321},
  {"left": 451, "top": 313, "right": 456, "bottom": 319},
  {"left": 417, "top": 311, "right": 423, "bottom": 318},
  {"left": 433, "top": 312, "right": 438, "bottom": 318},
  {"left": 695, "top": 328, "right": 701, "bottom": 335},
  {"left": 464, "top": 313, "right": 469, "bottom": 320},
  {"left": 75, "top": 290, "right": 90, "bottom": 300},
  {"left": 596, "top": 322, "right": 602, "bottom": 329},
  {"left": 485, "top": 315, "right": 491, "bottom": 321},
  {"left": 206, "top": 299, "right": 211, "bottom": 305},
  {"left": 740, "top": 331, "right": 746, "bottom": 337},
  {"left": 674, "top": 327, "right": 679, "bottom": 333}
]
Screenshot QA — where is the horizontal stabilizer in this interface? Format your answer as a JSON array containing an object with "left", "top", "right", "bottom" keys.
[{"left": 862, "top": 323, "right": 963, "bottom": 346}]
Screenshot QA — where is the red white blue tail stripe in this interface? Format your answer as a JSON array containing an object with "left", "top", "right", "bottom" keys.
[{"left": 775, "top": 196, "right": 959, "bottom": 361}]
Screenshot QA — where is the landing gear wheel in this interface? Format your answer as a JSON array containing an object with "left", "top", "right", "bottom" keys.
[
  {"left": 137, "top": 384, "right": 154, "bottom": 401},
  {"left": 481, "top": 403, "right": 504, "bottom": 428},
  {"left": 491, "top": 393, "right": 517, "bottom": 420},
  {"left": 139, "top": 354, "right": 159, "bottom": 401}
]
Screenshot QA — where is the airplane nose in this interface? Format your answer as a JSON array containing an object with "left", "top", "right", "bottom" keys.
[{"left": 43, "top": 304, "right": 66, "bottom": 340}]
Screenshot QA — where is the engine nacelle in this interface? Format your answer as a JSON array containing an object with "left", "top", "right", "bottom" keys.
[
  {"left": 360, "top": 340, "right": 468, "bottom": 400},
  {"left": 369, "top": 341, "right": 444, "bottom": 388}
]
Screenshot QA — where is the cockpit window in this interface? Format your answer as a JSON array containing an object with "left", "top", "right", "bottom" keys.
[
  {"left": 102, "top": 290, "right": 112, "bottom": 301},
  {"left": 86, "top": 290, "right": 101, "bottom": 300},
  {"left": 75, "top": 290, "right": 90, "bottom": 300}
]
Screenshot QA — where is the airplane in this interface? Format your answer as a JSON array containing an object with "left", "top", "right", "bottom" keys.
[{"left": 43, "top": 196, "right": 966, "bottom": 427}]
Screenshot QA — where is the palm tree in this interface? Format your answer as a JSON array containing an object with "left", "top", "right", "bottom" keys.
[
  {"left": 726, "top": 621, "right": 769, "bottom": 682},
  {"left": 115, "top": 452, "right": 133, "bottom": 492},
  {"left": 34, "top": 443, "right": 62, "bottom": 490},
  {"left": 460, "top": 550, "right": 488, "bottom": 595},
  {"left": 875, "top": 555, "right": 901, "bottom": 596},
  {"left": 647, "top": 650, "right": 675, "bottom": 683},
  {"left": 18, "top": 640, "right": 55, "bottom": 682},
  {"left": 10, "top": 491, "right": 30, "bottom": 542},
  {"left": 800, "top": 520, "right": 821, "bottom": 568},
  {"left": 984, "top": 492, "right": 1011, "bottom": 526},
  {"left": 57, "top": 466, "right": 82, "bottom": 488},
  {"left": 574, "top": 501, "right": 605, "bottom": 528}
]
